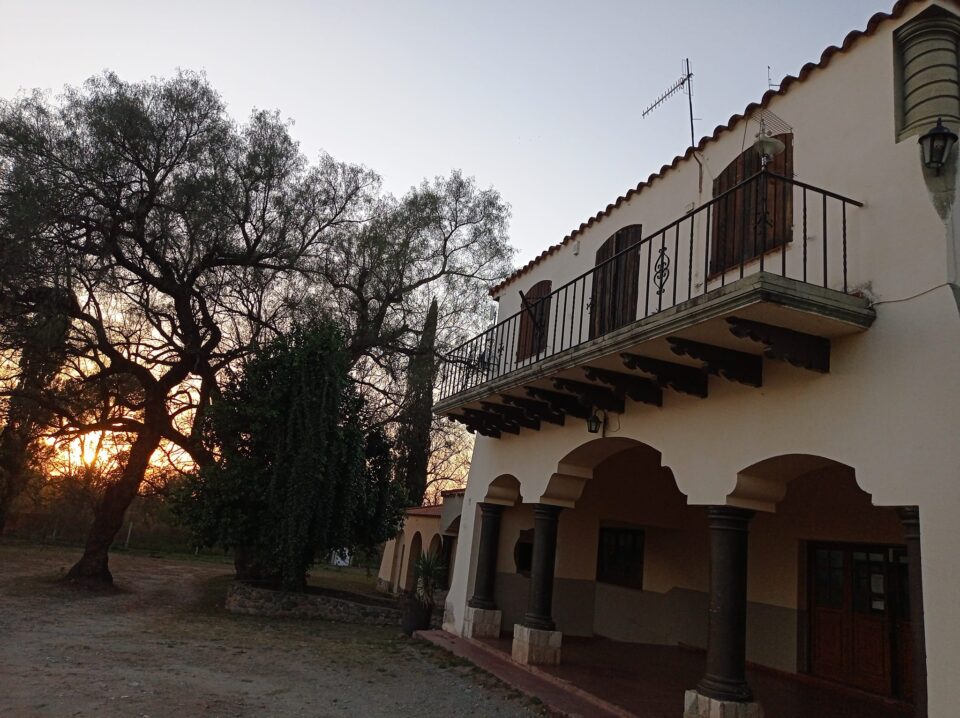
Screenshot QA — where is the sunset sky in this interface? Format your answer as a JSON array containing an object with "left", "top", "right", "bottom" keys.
[{"left": 1, "top": 0, "right": 884, "bottom": 269}]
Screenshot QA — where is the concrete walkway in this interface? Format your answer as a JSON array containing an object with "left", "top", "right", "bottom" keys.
[{"left": 417, "top": 630, "right": 914, "bottom": 718}]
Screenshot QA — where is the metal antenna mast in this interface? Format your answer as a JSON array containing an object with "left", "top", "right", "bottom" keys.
[{"left": 642, "top": 58, "right": 696, "bottom": 149}]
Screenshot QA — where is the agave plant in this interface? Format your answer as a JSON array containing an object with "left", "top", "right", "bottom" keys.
[{"left": 413, "top": 550, "right": 446, "bottom": 609}]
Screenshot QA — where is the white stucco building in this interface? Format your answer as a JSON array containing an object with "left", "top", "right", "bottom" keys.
[{"left": 435, "top": 2, "right": 960, "bottom": 716}]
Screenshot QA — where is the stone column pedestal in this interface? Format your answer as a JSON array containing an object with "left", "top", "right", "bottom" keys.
[
  {"left": 683, "top": 690, "right": 764, "bottom": 718},
  {"left": 462, "top": 606, "right": 502, "bottom": 639},
  {"left": 511, "top": 623, "right": 562, "bottom": 665}
]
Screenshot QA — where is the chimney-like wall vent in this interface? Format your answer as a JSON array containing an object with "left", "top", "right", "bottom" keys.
[{"left": 895, "top": 5, "right": 960, "bottom": 141}]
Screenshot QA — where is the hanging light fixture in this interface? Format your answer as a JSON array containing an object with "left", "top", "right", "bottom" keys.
[
  {"left": 586, "top": 411, "right": 603, "bottom": 434},
  {"left": 753, "top": 127, "right": 785, "bottom": 168},
  {"left": 918, "top": 117, "right": 958, "bottom": 175}
]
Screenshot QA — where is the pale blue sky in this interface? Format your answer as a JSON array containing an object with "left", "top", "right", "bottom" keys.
[{"left": 0, "top": 0, "right": 886, "bottom": 267}]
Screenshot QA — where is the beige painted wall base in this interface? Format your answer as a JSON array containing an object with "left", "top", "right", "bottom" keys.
[
  {"left": 683, "top": 690, "right": 764, "bottom": 718},
  {"left": 462, "top": 606, "right": 502, "bottom": 638},
  {"left": 512, "top": 624, "right": 562, "bottom": 665}
]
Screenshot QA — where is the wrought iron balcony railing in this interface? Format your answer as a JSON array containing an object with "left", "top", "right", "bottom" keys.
[{"left": 438, "top": 170, "right": 863, "bottom": 404}]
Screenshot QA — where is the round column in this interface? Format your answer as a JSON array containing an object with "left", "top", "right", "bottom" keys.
[
  {"left": 696, "top": 505, "right": 755, "bottom": 703},
  {"left": 468, "top": 502, "right": 503, "bottom": 610},
  {"left": 523, "top": 503, "right": 562, "bottom": 631}
]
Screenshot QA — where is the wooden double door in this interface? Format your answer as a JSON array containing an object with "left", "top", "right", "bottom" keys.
[{"left": 809, "top": 542, "right": 913, "bottom": 700}]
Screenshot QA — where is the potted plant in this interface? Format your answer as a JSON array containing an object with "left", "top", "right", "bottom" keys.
[{"left": 401, "top": 550, "right": 445, "bottom": 635}]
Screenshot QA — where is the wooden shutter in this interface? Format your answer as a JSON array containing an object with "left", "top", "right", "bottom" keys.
[
  {"left": 516, "top": 279, "right": 552, "bottom": 362},
  {"left": 711, "top": 133, "right": 793, "bottom": 275},
  {"left": 590, "top": 224, "right": 642, "bottom": 339}
]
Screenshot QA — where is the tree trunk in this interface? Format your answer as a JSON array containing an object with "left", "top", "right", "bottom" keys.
[
  {"left": 0, "top": 430, "right": 29, "bottom": 534},
  {"left": 65, "top": 428, "right": 162, "bottom": 584},
  {"left": 233, "top": 545, "right": 279, "bottom": 585}
]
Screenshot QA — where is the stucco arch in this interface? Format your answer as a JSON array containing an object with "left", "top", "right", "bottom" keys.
[
  {"left": 427, "top": 533, "right": 442, "bottom": 558},
  {"left": 483, "top": 473, "right": 522, "bottom": 506},
  {"left": 404, "top": 531, "right": 423, "bottom": 591},
  {"left": 540, "top": 436, "right": 669, "bottom": 507},
  {"left": 388, "top": 530, "right": 405, "bottom": 590},
  {"left": 728, "top": 453, "right": 864, "bottom": 512}
]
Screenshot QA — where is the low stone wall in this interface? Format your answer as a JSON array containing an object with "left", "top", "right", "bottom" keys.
[{"left": 225, "top": 581, "right": 402, "bottom": 626}]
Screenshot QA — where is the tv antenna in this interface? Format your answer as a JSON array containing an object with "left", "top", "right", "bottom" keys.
[
  {"left": 642, "top": 58, "right": 697, "bottom": 149},
  {"left": 767, "top": 65, "right": 780, "bottom": 91}
]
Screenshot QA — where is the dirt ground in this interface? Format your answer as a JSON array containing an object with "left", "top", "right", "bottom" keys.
[{"left": 0, "top": 543, "right": 547, "bottom": 718}]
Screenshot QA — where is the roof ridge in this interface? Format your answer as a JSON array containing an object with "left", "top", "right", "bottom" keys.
[{"left": 490, "top": 0, "right": 930, "bottom": 297}]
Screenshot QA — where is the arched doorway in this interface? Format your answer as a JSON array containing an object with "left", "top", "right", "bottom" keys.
[
  {"left": 542, "top": 437, "right": 699, "bottom": 642},
  {"left": 731, "top": 454, "right": 920, "bottom": 702},
  {"left": 427, "top": 533, "right": 442, "bottom": 558}
]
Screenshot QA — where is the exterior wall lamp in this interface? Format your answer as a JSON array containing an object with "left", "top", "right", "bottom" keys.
[
  {"left": 753, "top": 128, "right": 786, "bottom": 168},
  {"left": 918, "top": 117, "right": 958, "bottom": 175},
  {"left": 586, "top": 411, "right": 603, "bottom": 434}
]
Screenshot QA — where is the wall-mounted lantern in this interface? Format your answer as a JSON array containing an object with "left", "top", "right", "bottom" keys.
[
  {"left": 586, "top": 411, "right": 603, "bottom": 434},
  {"left": 918, "top": 117, "right": 958, "bottom": 175}
]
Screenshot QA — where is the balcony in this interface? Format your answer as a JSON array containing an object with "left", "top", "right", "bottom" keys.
[{"left": 435, "top": 171, "right": 876, "bottom": 436}]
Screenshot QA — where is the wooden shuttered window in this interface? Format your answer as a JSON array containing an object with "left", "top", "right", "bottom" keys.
[
  {"left": 516, "top": 279, "right": 552, "bottom": 362},
  {"left": 710, "top": 133, "right": 793, "bottom": 275},
  {"left": 589, "top": 224, "right": 643, "bottom": 339}
]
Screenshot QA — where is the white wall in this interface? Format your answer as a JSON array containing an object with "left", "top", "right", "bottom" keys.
[{"left": 448, "top": 4, "right": 960, "bottom": 714}]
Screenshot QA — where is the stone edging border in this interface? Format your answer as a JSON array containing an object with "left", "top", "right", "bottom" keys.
[{"left": 224, "top": 580, "right": 402, "bottom": 626}]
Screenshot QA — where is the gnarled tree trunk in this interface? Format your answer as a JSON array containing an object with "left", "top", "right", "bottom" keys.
[{"left": 65, "top": 428, "right": 162, "bottom": 584}]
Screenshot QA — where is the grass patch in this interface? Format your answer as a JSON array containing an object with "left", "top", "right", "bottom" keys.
[{"left": 307, "top": 564, "right": 381, "bottom": 597}]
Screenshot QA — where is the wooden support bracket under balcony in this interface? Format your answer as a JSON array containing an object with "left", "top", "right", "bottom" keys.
[
  {"left": 552, "top": 378, "right": 626, "bottom": 414},
  {"left": 582, "top": 367, "right": 663, "bottom": 407},
  {"left": 463, "top": 407, "right": 520, "bottom": 434},
  {"left": 448, "top": 412, "right": 501, "bottom": 438},
  {"left": 726, "top": 316, "right": 830, "bottom": 373},
  {"left": 620, "top": 353, "right": 709, "bottom": 398},
  {"left": 480, "top": 401, "right": 541, "bottom": 431},
  {"left": 500, "top": 395, "right": 566, "bottom": 425},
  {"left": 525, "top": 386, "right": 592, "bottom": 419},
  {"left": 667, "top": 337, "right": 763, "bottom": 387}
]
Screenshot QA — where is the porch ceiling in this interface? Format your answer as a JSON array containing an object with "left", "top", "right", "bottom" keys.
[{"left": 436, "top": 273, "right": 875, "bottom": 434}]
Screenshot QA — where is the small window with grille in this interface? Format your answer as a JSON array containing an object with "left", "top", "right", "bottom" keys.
[{"left": 596, "top": 526, "right": 645, "bottom": 590}]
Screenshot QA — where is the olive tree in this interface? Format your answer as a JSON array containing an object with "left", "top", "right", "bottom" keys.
[{"left": 0, "top": 70, "right": 513, "bottom": 584}]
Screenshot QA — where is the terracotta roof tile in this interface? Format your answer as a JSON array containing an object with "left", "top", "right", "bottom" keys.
[{"left": 490, "top": 0, "right": 928, "bottom": 297}]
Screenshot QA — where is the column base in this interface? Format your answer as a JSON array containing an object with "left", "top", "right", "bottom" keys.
[
  {"left": 463, "top": 606, "right": 502, "bottom": 639},
  {"left": 683, "top": 690, "right": 763, "bottom": 718},
  {"left": 512, "top": 624, "right": 562, "bottom": 665}
]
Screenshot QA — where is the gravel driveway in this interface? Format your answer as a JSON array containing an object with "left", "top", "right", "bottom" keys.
[{"left": 0, "top": 543, "right": 546, "bottom": 718}]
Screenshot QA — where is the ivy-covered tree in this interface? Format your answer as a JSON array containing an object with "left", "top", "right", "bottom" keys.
[
  {"left": 173, "top": 322, "right": 403, "bottom": 590},
  {"left": 351, "top": 426, "right": 405, "bottom": 573}
]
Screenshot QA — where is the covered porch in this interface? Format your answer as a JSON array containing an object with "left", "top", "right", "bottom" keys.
[
  {"left": 457, "top": 437, "right": 928, "bottom": 716},
  {"left": 432, "top": 632, "right": 912, "bottom": 718}
]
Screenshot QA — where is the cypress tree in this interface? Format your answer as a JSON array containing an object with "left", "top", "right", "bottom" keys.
[{"left": 396, "top": 299, "right": 439, "bottom": 505}]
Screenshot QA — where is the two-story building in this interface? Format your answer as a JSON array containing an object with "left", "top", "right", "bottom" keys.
[{"left": 435, "top": 2, "right": 960, "bottom": 716}]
